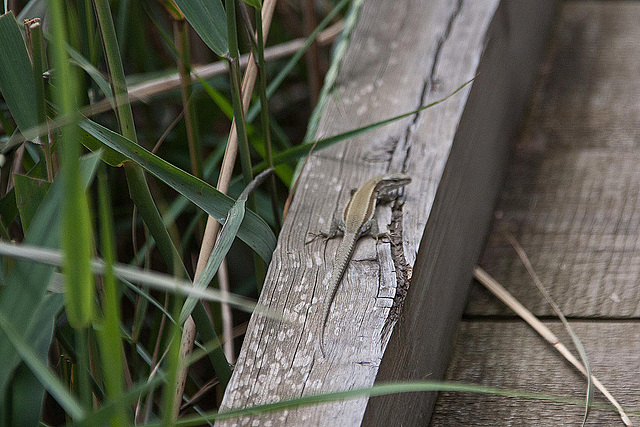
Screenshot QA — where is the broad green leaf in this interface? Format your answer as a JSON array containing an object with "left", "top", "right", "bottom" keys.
[
  {"left": 175, "top": 172, "right": 274, "bottom": 387},
  {"left": 0, "top": 310, "right": 85, "bottom": 421},
  {"left": 180, "top": 169, "right": 273, "bottom": 324},
  {"left": 8, "top": 293, "right": 63, "bottom": 426},
  {"left": 0, "top": 153, "right": 100, "bottom": 403},
  {"left": 133, "top": 143, "right": 227, "bottom": 264},
  {"left": 173, "top": 0, "right": 228, "bottom": 57},
  {"left": 14, "top": 174, "right": 50, "bottom": 231},
  {"left": 241, "top": 0, "right": 262, "bottom": 9},
  {"left": 79, "top": 127, "right": 127, "bottom": 167},
  {"left": 0, "top": 189, "right": 17, "bottom": 233},
  {"left": 78, "top": 118, "right": 276, "bottom": 263},
  {"left": 8, "top": 364, "right": 43, "bottom": 426},
  {"left": 0, "top": 12, "right": 38, "bottom": 132}
]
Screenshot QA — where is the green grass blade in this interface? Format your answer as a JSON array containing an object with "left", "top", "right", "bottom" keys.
[
  {"left": 0, "top": 12, "right": 38, "bottom": 132},
  {"left": 0, "top": 241, "right": 264, "bottom": 314},
  {"left": 253, "top": 78, "right": 475, "bottom": 173},
  {"left": 173, "top": 0, "right": 228, "bottom": 57},
  {"left": 51, "top": 0, "right": 96, "bottom": 329},
  {"left": 73, "top": 376, "right": 164, "bottom": 427},
  {"left": 79, "top": 118, "right": 276, "bottom": 262},
  {"left": 143, "top": 381, "right": 597, "bottom": 426},
  {"left": 93, "top": 0, "right": 191, "bottom": 284},
  {"left": 0, "top": 311, "right": 85, "bottom": 421},
  {"left": 96, "top": 168, "right": 127, "bottom": 426},
  {"left": 79, "top": 126, "right": 128, "bottom": 167},
  {"left": 161, "top": 301, "right": 182, "bottom": 423},
  {"left": 143, "top": 7, "right": 295, "bottom": 188},
  {"left": 29, "top": 20, "right": 47, "bottom": 131},
  {"left": 7, "top": 293, "right": 63, "bottom": 426},
  {"left": 0, "top": 153, "right": 100, "bottom": 401},
  {"left": 133, "top": 143, "right": 227, "bottom": 265},
  {"left": 245, "top": 0, "right": 350, "bottom": 124},
  {"left": 65, "top": 44, "right": 113, "bottom": 104}
]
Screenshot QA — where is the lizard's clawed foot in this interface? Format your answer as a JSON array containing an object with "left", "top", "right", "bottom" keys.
[
  {"left": 306, "top": 231, "right": 332, "bottom": 244},
  {"left": 375, "top": 232, "right": 392, "bottom": 242},
  {"left": 375, "top": 231, "right": 402, "bottom": 247},
  {"left": 305, "top": 232, "right": 322, "bottom": 244}
]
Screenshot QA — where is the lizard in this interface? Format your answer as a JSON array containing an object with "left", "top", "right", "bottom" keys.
[{"left": 307, "top": 173, "right": 411, "bottom": 357}]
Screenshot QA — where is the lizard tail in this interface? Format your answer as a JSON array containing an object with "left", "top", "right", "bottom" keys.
[
  {"left": 319, "top": 300, "right": 330, "bottom": 358},
  {"left": 318, "top": 235, "right": 357, "bottom": 359}
]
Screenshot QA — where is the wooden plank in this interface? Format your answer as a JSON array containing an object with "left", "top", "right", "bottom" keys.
[
  {"left": 466, "top": 1, "right": 640, "bottom": 318},
  {"left": 431, "top": 320, "right": 640, "bottom": 426},
  {"left": 218, "top": 0, "right": 556, "bottom": 425}
]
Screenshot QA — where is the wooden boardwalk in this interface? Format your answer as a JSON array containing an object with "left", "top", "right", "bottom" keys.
[{"left": 432, "top": 2, "right": 640, "bottom": 425}]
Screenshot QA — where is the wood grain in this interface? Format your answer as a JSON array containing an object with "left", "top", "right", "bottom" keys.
[
  {"left": 466, "top": 1, "right": 640, "bottom": 318},
  {"left": 217, "top": 0, "right": 556, "bottom": 425},
  {"left": 431, "top": 320, "right": 640, "bottom": 426}
]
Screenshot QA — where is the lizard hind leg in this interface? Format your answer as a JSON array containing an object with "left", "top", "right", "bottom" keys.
[
  {"left": 328, "top": 217, "right": 346, "bottom": 238},
  {"left": 360, "top": 218, "right": 393, "bottom": 244}
]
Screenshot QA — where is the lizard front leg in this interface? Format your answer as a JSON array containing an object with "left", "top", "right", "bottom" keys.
[{"left": 306, "top": 218, "right": 345, "bottom": 244}]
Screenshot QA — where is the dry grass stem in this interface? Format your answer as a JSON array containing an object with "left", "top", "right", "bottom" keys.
[
  {"left": 174, "top": 0, "right": 279, "bottom": 413},
  {"left": 473, "top": 267, "right": 632, "bottom": 426},
  {"left": 87, "top": 21, "right": 343, "bottom": 117},
  {"left": 219, "top": 258, "right": 235, "bottom": 363},
  {"left": 502, "top": 232, "right": 594, "bottom": 426}
]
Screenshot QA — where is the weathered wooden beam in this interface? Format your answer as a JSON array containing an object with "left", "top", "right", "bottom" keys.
[{"left": 218, "top": 0, "right": 557, "bottom": 425}]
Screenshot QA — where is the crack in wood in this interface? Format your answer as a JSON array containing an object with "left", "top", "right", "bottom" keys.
[
  {"left": 413, "top": 0, "right": 463, "bottom": 129},
  {"left": 383, "top": 0, "right": 463, "bottom": 350}
]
